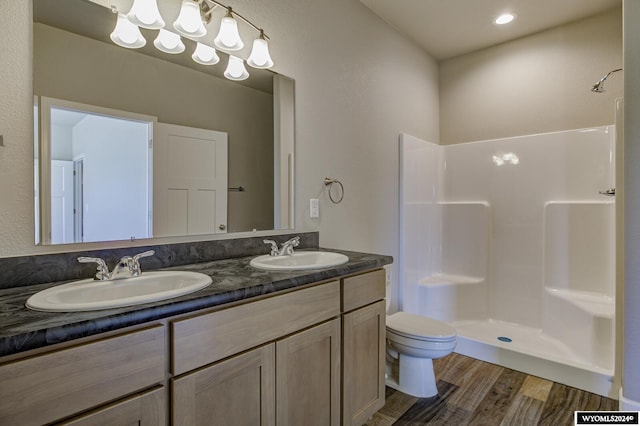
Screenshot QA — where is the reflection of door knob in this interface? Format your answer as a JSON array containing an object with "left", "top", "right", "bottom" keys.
[{"left": 219, "top": 224, "right": 226, "bottom": 230}]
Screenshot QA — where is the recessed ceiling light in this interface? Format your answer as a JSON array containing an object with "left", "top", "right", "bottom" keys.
[{"left": 494, "top": 13, "right": 516, "bottom": 25}]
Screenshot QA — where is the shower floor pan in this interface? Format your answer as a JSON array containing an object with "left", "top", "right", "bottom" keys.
[{"left": 451, "top": 319, "right": 615, "bottom": 398}]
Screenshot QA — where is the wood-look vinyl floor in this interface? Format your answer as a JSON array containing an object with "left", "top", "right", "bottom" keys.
[{"left": 366, "top": 353, "right": 617, "bottom": 426}]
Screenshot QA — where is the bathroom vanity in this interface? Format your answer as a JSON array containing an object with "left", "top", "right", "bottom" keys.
[{"left": 0, "top": 248, "right": 391, "bottom": 426}]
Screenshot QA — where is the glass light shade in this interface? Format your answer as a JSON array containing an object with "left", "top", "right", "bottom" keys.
[
  {"left": 192, "top": 43, "right": 220, "bottom": 65},
  {"left": 154, "top": 29, "right": 185, "bottom": 54},
  {"left": 173, "top": 0, "right": 207, "bottom": 38},
  {"left": 224, "top": 55, "right": 249, "bottom": 81},
  {"left": 127, "top": 0, "right": 165, "bottom": 29},
  {"left": 247, "top": 37, "right": 273, "bottom": 69},
  {"left": 214, "top": 16, "right": 244, "bottom": 51},
  {"left": 110, "top": 13, "right": 146, "bottom": 49}
]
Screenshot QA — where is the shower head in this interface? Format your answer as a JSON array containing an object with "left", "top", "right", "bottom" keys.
[{"left": 591, "top": 68, "right": 622, "bottom": 93}]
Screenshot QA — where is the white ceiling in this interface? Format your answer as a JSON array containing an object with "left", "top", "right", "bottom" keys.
[{"left": 360, "top": 0, "right": 621, "bottom": 61}]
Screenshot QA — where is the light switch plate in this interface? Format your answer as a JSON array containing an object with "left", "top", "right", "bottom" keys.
[{"left": 310, "top": 198, "right": 319, "bottom": 218}]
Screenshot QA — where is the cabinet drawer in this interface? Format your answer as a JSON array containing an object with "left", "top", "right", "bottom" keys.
[
  {"left": 0, "top": 325, "right": 165, "bottom": 426},
  {"left": 342, "top": 269, "right": 386, "bottom": 312},
  {"left": 172, "top": 281, "right": 341, "bottom": 375},
  {"left": 61, "top": 386, "right": 166, "bottom": 426}
]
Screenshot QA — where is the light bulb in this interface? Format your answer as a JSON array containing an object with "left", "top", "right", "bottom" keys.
[
  {"left": 110, "top": 13, "right": 146, "bottom": 49},
  {"left": 224, "top": 55, "right": 249, "bottom": 81},
  {"left": 494, "top": 13, "right": 516, "bottom": 25},
  {"left": 173, "top": 0, "right": 207, "bottom": 38},
  {"left": 192, "top": 43, "right": 220, "bottom": 65},
  {"left": 154, "top": 29, "right": 185, "bottom": 54},
  {"left": 214, "top": 10, "right": 244, "bottom": 51},
  {"left": 247, "top": 33, "right": 273, "bottom": 69},
  {"left": 127, "top": 0, "right": 165, "bottom": 30}
]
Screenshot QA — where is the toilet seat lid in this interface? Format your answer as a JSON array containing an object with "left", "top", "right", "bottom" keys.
[{"left": 387, "top": 312, "right": 456, "bottom": 340}]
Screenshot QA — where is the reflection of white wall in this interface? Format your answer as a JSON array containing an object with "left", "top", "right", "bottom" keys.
[
  {"left": 51, "top": 123, "right": 72, "bottom": 160},
  {"left": 73, "top": 115, "right": 150, "bottom": 242}
]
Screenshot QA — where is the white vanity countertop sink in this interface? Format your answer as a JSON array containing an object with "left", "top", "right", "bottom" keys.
[{"left": 26, "top": 271, "right": 213, "bottom": 312}]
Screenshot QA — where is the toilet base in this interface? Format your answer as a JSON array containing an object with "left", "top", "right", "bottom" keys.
[{"left": 386, "top": 353, "right": 438, "bottom": 398}]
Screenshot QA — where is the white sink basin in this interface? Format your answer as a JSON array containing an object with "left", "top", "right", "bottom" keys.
[
  {"left": 250, "top": 251, "right": 349, "bottom": 271},
  {"left": 26, "top": 271, "right": 212, "bottom": 312}
]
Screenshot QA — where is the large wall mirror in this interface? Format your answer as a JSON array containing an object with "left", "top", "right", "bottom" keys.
[{"left": 33, "top": 0, "right": 295, "bottom": 245}]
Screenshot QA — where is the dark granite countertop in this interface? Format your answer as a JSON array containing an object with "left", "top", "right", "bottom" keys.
[{"left": 0, "top": 248, "right": 392, "bottom": 358}]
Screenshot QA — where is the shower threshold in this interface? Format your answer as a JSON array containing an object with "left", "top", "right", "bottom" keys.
[{"left": 451, "top": 319, "right": 615, "bottom": 398}]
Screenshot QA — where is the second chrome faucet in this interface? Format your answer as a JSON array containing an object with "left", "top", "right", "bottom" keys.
[{"left": 263, "top": 236, "right": 300, "bottom": 257}]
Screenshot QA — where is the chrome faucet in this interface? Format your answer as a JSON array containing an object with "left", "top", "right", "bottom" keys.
[
  {"left": 279, "top": 236, "right": 300, "bottom": 255},
  {"left": 78, "top": 250, "right": 155, "bottom": 281},
  {"left": 263, "top": 239, "right": 280, "bottom": 256},
  {"left": 77, "top": 256, "right": 110, "bottom": 280},
  {"left": 263, "top": 236, "right": 300, "bottom": 257}
]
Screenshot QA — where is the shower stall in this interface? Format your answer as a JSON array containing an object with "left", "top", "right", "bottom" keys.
[{"left": 399, "top": 126, "right": 616, "bottom": 397}]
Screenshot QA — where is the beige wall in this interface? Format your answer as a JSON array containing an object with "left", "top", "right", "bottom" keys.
[
  {"left": 440, "top": 7, "right": 622, "bottom": 145},
  {"left": 33, "top": 23, "right": 274, "bottom": 233}
]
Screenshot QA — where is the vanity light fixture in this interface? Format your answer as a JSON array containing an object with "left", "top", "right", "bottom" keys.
[
  {"left": 213, "top": 8, "right": 244, "bottom": 51},
  {"left": 247, "top": 30, "right": 274, "bottom": 69},
  {"left": 224, "top": 55, "right": 250, "bottom": 81},
  {"left": 173, "top": 0, "right": 207, "bottom": 38},
  {"left": 154, "top": 29, "right": 186, "bottom": 54},
  {"left": 192, "top": 42, "right": 220, "bottom": 65},
  {"left": 109, "top": 0, "right": 274, "bottom": 81},
  {"left": 127, "top": 0, "right": 165, "bottom": 29},
  {"left": 110, "top": 12, "right": 146, "bottom": 49},
  {"left": 494, "top": 13, "right": 516, "bottom": 25}
]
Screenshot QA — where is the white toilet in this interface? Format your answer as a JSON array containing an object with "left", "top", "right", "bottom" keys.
[{"left": 385, "top": 311, "right": 457, "bottom": 398}]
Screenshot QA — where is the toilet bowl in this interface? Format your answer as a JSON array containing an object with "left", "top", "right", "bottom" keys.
[{"left": 386, "top": 311, "right": 457, "bottom": 398}]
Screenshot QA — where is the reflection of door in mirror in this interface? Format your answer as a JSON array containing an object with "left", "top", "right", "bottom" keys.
[
  {"left": 50, "top": 159, "right": 74, "bottom": 243},
  {"left": 37, "top": 97, "right": 155, "bottom": 244},
  {"left": 154, "top": 124, "right": 228, "bottom": 237}
]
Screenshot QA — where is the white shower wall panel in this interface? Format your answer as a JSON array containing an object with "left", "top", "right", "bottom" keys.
[
  {"left": 416, "top": 202, "right": 490, "bottom": 322},
  {"left": 399, "top": 134, "right": 441, "bottom": 314},
  {"left": 544, "top": 202, "right": 615, "bottom": 296},
  {"left": 442, "top": 127, "right": 615, "bottom": 327},
  {"left": 441, "top": 202, "right": 490, "bottom": 279}
]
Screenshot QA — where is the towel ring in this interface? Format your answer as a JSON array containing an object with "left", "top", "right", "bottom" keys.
[{"left": 324, "top": 177, "right": 344, "bottom": 204}]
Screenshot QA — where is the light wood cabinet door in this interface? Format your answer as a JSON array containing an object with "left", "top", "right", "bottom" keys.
[
  {"left": 276, "top": 318, "right": 341, "bottom": 426},
  {"left": 172, "top": 343, "right": 276, "bottom": 426},
  {"left": 60, "top": 387, "right": 166, "bottom": 426},
  {"left": 342, "top": 301, "right": 386, "bottom": 426}
]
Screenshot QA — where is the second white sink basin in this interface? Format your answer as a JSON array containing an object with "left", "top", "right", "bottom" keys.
[
  {"left": 250, "top": 251, "right": 349, "bottom": 271},
  {"left": 26, "top": 271, "right": 212, "bottom": 312}
]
